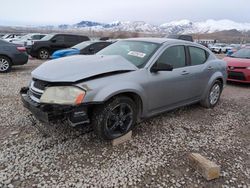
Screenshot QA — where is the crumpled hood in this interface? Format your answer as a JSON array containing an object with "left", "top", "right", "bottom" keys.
[
  {"left": 32, "top": 55, "right": 138, "bottom": 82},
  {"left": 51, "top": 48, "right": 80, "bottom": 59}
]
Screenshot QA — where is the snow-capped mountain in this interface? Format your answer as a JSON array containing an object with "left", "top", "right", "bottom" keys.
[{"left": 54, "top": 19, "right": 250, "bottom": 34}]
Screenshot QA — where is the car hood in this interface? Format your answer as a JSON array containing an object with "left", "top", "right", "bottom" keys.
[
  {"left": 223, "top": 57, "right": 250, "bottom": 67},
  {"left": 32, "top": 55, "right": 138, "bottom": 82}
]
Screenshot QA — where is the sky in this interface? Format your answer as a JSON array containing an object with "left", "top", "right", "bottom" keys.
[{"left": 1, "top": 0, "right": 250, "bottom": 26}]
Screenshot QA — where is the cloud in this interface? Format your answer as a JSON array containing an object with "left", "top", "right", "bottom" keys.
[{"left": 1, "top": 0, "right": 250, "bottom": 26}]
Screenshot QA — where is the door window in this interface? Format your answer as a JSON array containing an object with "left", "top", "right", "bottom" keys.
[
  {"left": 53, "top": 35, "right": 64, "bottom": 43},
  {"left": 189, "top": 46, "right": 208, "bottom": 65},
  {"left": 65, "top": 36, "right": 78, "bottom": 43},
  {"left": 157, "top": 45, "right": 186, "bottom": 69}
]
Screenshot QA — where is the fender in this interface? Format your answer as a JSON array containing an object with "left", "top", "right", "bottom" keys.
[
  {"left": 86, "top": 82, "right": 148, "bottom": 116},
  {"left": 201, "top": 71, "right": 224, "bottom": 100}
]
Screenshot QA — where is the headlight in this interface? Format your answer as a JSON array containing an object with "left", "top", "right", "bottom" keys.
[{"left": 40, "top": 86, "right": 86, "bottom": 105}]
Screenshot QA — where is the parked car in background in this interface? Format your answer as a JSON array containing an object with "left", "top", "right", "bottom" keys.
[
  {"left": 51, "top": 41, "right": 112, "bottom": 59},
  {"left": 223, "top": 48, "right": 250, "bottom": 83},
  {"left": 2, "top": 34, "right": 22, "bottom": 41},
  {"left": 0, "top": 34, "right": 5, "bottom": 38},
  {"left": 0, "top": 39, "right": 28, "bottom": 73},
  {"left": 21, "top": 38, "right": 227, "bottom": 140},
  {"left": 12, "top": 33, "right": 47, "bottom": 46},
  {"left": 222, "top": 44, "right": 241, "bottom": 53},
  {"left": 27, "top": 34, "right": 90, "bottom": 59},
  {"left": 210, "top": 43, "right": 227, "bottom": 53},
  {"left": 167, "top": 34, "right": 193, "bottom": 42}
]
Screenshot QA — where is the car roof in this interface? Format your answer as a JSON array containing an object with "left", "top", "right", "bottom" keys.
[{"left": 122, "top": 37, "right": 196, "bottom": 45}]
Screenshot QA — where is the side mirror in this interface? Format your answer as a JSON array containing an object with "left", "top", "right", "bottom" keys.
[
  {"left": 151, "top": 63, "right": 173, "bottom": 73},
  {"left": 51, "top": 39, "right": 56, "bottom": 43}
]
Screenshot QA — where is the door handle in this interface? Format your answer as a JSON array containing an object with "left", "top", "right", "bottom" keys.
[
  {"left": 208, "top": 66, "right": 214, "bottom": 70},
  {"left": 181, "top": 70, "right": 189, "bottom": 75}
]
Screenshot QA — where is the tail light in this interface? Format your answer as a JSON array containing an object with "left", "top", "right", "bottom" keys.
[{"left": 17, "top": 46, "right": 26, "bottom": 52}]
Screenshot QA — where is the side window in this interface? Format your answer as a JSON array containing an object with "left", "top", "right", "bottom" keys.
[
  {"left": 65, "top": 36, "right": 77, "bottom": 43},
  {"left": 157, "top": 45, "right": 186, "bottom": 69},
  {"left": 94, "top": 43, "right": 110, "bottom": 51},
  {"left": 189, "top": 46, "right": 207, "bottom": 66},
  {"left": 53, "top": 35, "right": 64, "bottom": 43}
]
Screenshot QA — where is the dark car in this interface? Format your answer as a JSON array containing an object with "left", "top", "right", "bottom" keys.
[
  {"left": 51, "top": 41, "right": 112, "bottom": 59},
  {"left": 167, "top": 34, "right": 194, "bottom": 42},
  {"left": 0, "top": 39, "right": 29, "bottom": 73},
  {"left": 28, "top": 34, "right": 90, "bottom": 59}
]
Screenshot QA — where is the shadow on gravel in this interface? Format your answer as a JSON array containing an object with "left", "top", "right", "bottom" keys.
[{"left": 226, "top": 81, "right": 250, "bottom": 88}]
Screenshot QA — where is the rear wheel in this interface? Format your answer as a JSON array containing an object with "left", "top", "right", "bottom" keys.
[
  {"left": 0, "top": 56, "right": 11, "bottom": 73},
  {"left": 200, "top": 80, "right": 222, "bottom": 108},
  {"left": 38, "top": 48, "right": 50, "bottom": 60},
  {"left": 92, "top": 96, "right": 137, "bottom": 140}
]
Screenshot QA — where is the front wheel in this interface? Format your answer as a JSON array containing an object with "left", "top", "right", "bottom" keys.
[
  {"left": 92, "top": 96, "right": 137, "bottom": 140},
  {"left": 38, "top": 48, "right": 50, "bottom": 60},
  {"left": 0, "top": 56, "right": 12, "bottom": 73},
  {"left": 200, "top": 80, "right": 222, "bottom": 108}
]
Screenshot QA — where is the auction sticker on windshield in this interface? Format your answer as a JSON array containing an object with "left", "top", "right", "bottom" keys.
[{"left": 128, "top": 51, "right": 146, "bottom": 58}]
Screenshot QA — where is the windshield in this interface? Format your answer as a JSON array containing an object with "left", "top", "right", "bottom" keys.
[
  {"left": 72, "top": 41, "right": 94, "bottom": 50},
  {"left": 19, "top": 34, "right": 33, "bottom": 40},
  {"left": 41, "top": 34, "right": 54, "bottom": 41},
  {"left": 2, "top": 34, "right": 10, "bottom": 39},
  {"left": 231, "top": 48, "right": 250, "bottom": 59},
  {"left": 97, "top": 40, "right": 159, "bottom": 68}
]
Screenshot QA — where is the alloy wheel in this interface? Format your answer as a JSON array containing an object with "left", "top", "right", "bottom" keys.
[
  {"left": 209, "top": 83, "right": 221, "bottom": 105},
  {"left": 39, "top": 50, "right": 49, "bottom": 59},
  {"left": 105, "top": 103, "right": 133, "bottom": 137},
  {"left": 0, "top": 58, "right": 10, "bottom": 72}
]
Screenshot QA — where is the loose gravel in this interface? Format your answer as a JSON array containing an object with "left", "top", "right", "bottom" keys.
[{"left": 0, "top": 59, "right": 249, "bottom": 188}]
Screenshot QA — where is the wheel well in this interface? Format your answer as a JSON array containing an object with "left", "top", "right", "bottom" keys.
[
  {"left": 108, "top": 92, "right": 143, "bottom": 121},
  {"left": 216, "top": 77, "right": 223, "bottom": 86},
  {"left": 0, "top": 54, "right": 12, "bottom": 64}
]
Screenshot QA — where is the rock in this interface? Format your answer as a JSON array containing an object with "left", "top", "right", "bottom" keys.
[
  {"left": 111, "top": 131, "right": 132, "bottom": 146},
  {"left": 188, "top": 153, "right": 220, "bottom": 181},
  {"left": 10, "top": 131, "right": 19, "bottom": 135}
]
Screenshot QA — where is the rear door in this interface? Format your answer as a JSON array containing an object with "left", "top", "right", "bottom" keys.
[
  {"left": 186, "top": 46, "right": 213, "bottom": 97},
  {"left": 64, "top": 35, "right": 79, "bottom": 48}
]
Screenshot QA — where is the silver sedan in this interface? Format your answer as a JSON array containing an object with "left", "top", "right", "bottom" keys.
[{"left": 21, "top": 38, "right": 227, "bottom": 140}]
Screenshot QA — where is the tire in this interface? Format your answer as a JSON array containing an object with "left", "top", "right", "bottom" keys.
[
  {"left": 218, "top": 49, "right": 222, "bottom": 54},
  {"left": 200, "top": 80, "right": 222, "bottom": 108},
  {"left": 0, "top": 56, "right": 12, "bottom": 73},
  {"left": 38, "top": 48, "right": 50, "bottom": 60},
  {"left": 92, "top": 96, "right": 137, "bottom": 140}
]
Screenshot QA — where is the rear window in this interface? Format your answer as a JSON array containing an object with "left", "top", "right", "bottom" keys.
[
  {"left": 189, "top": 46, "right": 208, "bottom": 65},
  {"left": 65, "top": 35, "right": 78, "bottom": 43}
]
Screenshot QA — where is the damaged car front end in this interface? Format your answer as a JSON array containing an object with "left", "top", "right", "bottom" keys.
[{"left": 20, "top": 80, "right": 90, "bottom": 126}]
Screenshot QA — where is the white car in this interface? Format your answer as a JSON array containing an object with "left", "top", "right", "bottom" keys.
[
  {"left": 222, "top": 44, "right": 241, "bottom": 53},
  {"left": 12, "top": 33, "right": 47, "bottom": 46},
  {"left": 210, "top": 43, "right": 227, "bottom": 53},
  {"left": 2, "top": 34, "right": 22, "bottom": 42}
]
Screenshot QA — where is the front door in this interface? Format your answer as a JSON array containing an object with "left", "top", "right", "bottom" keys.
[{"left": 145, "top": 45, "right": 196, "bottom": 113}]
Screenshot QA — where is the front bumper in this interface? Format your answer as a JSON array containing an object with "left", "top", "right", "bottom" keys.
[
  {"left": 20, "top": 87, "right": 90, "bottom": 126},
  {"left": 227, "top": 69, "right": 250, "bottom": 83}
]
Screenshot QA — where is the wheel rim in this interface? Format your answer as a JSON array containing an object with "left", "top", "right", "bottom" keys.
[
  {"left": 40, "top": 50, "right": 49, "bottom": 59},
  {"left": 0, "top": 58, "right": 10, "bottom": 71},
  {"left": 209, "top": 84, "right": 221, "bottom": 105},
  {"left": 105, "top": 103, "right": 133, "bottom": 137}
]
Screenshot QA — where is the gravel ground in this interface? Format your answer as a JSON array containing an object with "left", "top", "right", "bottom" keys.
[{"left": 0, "top": 58, "right": 249, "bottom": 188}]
